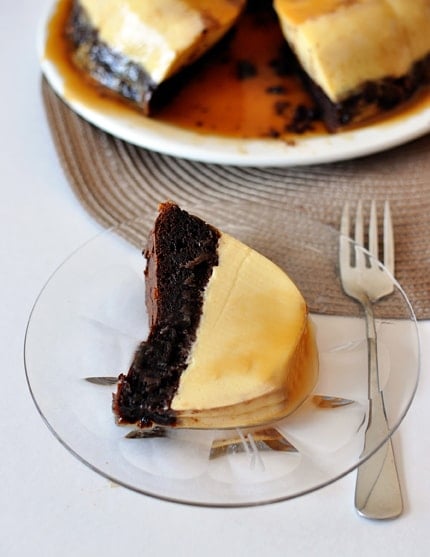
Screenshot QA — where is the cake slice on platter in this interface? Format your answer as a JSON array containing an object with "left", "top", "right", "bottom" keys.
[
  {"left": 273, "top": 0, "right": 430, "bottom": 130},
  {"left": 113, "top": 202, "right": 318, "bottom": 430},
  {"left": 66, "top": 0, "right": 246, "bottom": 114}
]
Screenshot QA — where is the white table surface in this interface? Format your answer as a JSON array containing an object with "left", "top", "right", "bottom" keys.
[{"left": 1, "top": 2, "right": 429, "bottom": 555}]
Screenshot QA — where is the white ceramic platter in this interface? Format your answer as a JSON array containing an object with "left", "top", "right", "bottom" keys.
[{"left": 39, "top": 1, "right": 430, "bottom": 167}]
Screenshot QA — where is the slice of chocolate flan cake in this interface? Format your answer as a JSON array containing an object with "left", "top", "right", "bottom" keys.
[
  {"left": 66, "top": 0, "right": 246, "bottom": 114},
  {"left": 113, "top": 202, "right": 318, "bottom": 430},
  {"left": 273, "top": 0, "right": 430, "bottom": 130}
]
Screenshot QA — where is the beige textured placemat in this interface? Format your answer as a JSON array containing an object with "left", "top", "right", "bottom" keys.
[{"left": 42, "top": 78, "right": 430, "bottom": 319}]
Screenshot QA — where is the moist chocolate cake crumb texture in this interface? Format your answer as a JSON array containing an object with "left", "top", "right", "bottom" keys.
[{"left": 113, "top": 203, "right": 220, "bottom": 428}]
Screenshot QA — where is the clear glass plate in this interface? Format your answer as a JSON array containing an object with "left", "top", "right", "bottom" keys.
[{"left": 24, "top": 203, "right": 420, "bottom": 507}]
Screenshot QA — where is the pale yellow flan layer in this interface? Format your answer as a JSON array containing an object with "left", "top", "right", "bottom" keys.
[
  {"left": 79, "top": 0, "right": 245, "bottom": 83},
  {"left": 171, "top": 233, "right": 318, "bottom": 429},
  {"left": 273, "top": 0, "right": 430, "bottom": 102}
]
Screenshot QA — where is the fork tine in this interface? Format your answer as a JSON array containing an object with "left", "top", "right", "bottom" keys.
[
  {"left": 354, "top": 200, "right": 367, "bottom": 269},
  {"left": 354, "top": 200, "right": 364, "bottom": 246},
  {"left": 383, "top": 201, "right": 395, "bottom": 275},
  {"left": 341, "top": 202, "right": 350, "bottom": 237},
  {"left": 340, "top": 202, "right": 351, "bottom": 270},
  {"left": 368, "top": 200, "right": 378, "bottom": 260}
]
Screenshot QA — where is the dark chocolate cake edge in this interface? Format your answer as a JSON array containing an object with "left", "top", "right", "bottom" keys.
[
  {"left": 113, "top": 203, "right": 221, "bottom": 428},
  {"left": 302, "top": 52, "right": 430, "bottom": 132}
]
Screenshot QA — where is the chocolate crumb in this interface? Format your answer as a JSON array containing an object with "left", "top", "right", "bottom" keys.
[
  {"left": 266, "top": 84, "right": 287, "bottom": 95},
  {"left": 286, "top": 104, "right": 318, "bottom": 134},
  {"left": 266, "top": 128, "right": 281, "bottom": 138},
  {"left": 236, "top": 59, "right": 258, "bottom": 80}
]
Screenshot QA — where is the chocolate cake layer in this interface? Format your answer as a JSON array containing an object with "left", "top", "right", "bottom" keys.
[
  {"left": 113, "top": 203, "right": 220, "bottom": 428},
  {"left": 305, "top": 52, "right": 430, "bottom": 132}
]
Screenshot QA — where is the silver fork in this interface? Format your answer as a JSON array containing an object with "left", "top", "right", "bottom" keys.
[{"left": 340, "top": 200, "right": 403, "bottom": 520}]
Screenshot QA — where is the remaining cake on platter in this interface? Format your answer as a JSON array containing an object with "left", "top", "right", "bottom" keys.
[
  {"left": 112, "top": 202, "right": 318, "bottom": 430},
  {"left": 65, "top": 0, "right": 430, "bottom": 132},
  {"left": 66, "top": 0, "right": 246, "bottom": 114},
  {"left": 273, "top": 0, "right": 430, "bottom": 129}
]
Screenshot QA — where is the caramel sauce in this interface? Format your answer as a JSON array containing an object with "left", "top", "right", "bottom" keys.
[
  {"left": 156, "top": 7, "right": 324, "bottom": 138},
  {"left": 44, "top": 0, "right": 430, "bottom": 141}
]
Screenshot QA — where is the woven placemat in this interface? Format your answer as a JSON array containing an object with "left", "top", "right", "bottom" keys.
[{"left": 42, "top": 78, "right": 430, "bottom": 319}]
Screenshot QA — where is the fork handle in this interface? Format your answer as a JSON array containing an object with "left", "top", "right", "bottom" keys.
[
  {"left": 354, "top": 304, "right": 403, "bottom": 520},
  {"left": 355, "top": 402, "right": 403, "bottom": 519}
]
